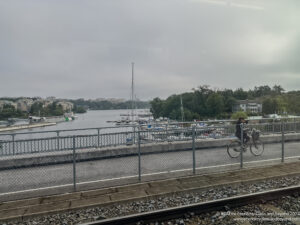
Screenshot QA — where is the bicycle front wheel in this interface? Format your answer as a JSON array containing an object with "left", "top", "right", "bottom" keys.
[
  {"left": 227, "top": 141, "right": 241, "bottom": 158},
  {"left": 250, "top": 140, "right": 264, "bottom": 156}
]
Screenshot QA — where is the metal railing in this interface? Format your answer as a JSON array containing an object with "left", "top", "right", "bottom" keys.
[{"left": 1, "top": 121, "right": 300, "bottom": 156}]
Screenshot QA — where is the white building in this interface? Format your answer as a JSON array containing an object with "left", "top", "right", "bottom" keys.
[{"left": 232, "top": 100, "right": 262, "bottom": 113}]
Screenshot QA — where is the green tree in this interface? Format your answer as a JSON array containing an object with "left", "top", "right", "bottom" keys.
[
  {"left": 0, "top": 104, "right": 26, "bottom": 120},
  {"left": 231, "top": 111, "right": 248, "bottom": 120},
  {"left": 29, "top": 102, "right": 43, "bottom": 116},
  {"left": 206, "top": 93, "right": 224, "bottom": 117},
  {"left": 169, "top": 109, "right": 181, "bottom": 120},
  {"left": 285, "top": 94, "right": 300, "bottom": 114},
  {"left": 72, "top": 105, "right": 87, "bottom": 113},
  {"left": 150, "top": 98, "right": 164, "bottom": 119},
  {"left": 252, "top": 85, "right": 272, "bottom": 97},
  {"left": 224, "top": 96, "right": 236, "bottom": 113},
  {"left": 262, "top": 98, "right": 278, "bottom": 114},
  {"left": 233, "top": 88, "right": 248, "bottom": 100},
  {"left": 272, "top": 85, "right": 284, "bottom": 95},
  {"left": 275, "top": 96, "right": 287, "bottom": 114}
]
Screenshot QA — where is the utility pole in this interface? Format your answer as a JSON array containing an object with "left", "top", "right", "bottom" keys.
[{"left": 131, "top": 62, "right": 134, "bottom": 123}]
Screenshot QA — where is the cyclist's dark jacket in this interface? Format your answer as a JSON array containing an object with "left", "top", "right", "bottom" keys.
[
  {"left": 235, "top": 121, "right": 241, "bottom": 138},
  {"left": 235, "top": 121, "right": 246, "bottom": 138},
  {"left": 235, "top": 121, "right": 250, "bottom": 144}
]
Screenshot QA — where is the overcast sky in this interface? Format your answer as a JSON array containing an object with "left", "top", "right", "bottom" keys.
[{"left": 0, "top": 0, "right": 299, "bottom": 100}]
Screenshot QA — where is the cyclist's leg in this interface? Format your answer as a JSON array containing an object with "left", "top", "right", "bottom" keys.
[
  {"left": 236, "top": 133, "right": 241, "bottom": 141},
  {"left": 233, "top": 134, "right": 240, "bottom": 151},
  {"left": 243, "top": 133, "right": 250, "bottom": 143},
  {"left": 252, "top": 136, "right": 258, "bottom": 148}
]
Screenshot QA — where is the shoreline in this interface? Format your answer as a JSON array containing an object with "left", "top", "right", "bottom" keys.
[{"left": 0, "top": 122, "right": 56, "bottom": 133}]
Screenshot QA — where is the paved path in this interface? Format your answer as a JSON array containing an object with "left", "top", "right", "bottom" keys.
[{"left": 0, "top": 142, "right": 300, "bottom": 194}]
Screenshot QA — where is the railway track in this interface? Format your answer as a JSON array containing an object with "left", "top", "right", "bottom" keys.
[{"left": 81, "top": 185, "right": 300, "bottom": 225}]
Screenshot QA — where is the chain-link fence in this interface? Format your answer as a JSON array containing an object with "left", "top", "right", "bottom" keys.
[{"left": 1, "top": 121, "right": 300, "bottom": 196}]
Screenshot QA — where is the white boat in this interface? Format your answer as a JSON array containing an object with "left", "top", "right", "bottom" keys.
[{"left": 64, "top": 112, "right": 77, "bottom": 121}]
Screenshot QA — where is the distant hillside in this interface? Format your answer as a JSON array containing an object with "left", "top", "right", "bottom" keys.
[
  {"left": 0, "top": 97, "right": 150, "bottom": 120},
  {"left": 150, "top": 85, "right": 299, "bottom": 120},
  {"left": 69, "top": 99, "right": 150, "bottom": 110}
]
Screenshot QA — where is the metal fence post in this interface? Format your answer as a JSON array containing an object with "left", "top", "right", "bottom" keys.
[
  {"left": 240, "top": 123, "right": 243, "bottom": 168},
  {"left": 192, "top": 126, "right": 196, "bottom": 175},
  {"left": 56, "top": 131, "right": 60, "bottom": 151},
  {"left": 12, "top": 134, "right": 15, "bottom": 155},
  {"left": 281, "top": 121, "right": 285, "bottom": 163},
  {"left": 97, "top": 129, "right": 100, "bottom": 148},
  {"left": 138, "top": 130, "right": 141, "bottom": 182},
  {"left": 165, "top": 124, "right": 168, "bottom": 141},
  {"left": 133, "top": 126, "right": 136, "bottom": 144},
  {"left": 73, "top": 136, "right": 77, "bottom": 191}
]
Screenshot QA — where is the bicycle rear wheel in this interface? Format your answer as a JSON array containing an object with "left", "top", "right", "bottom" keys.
[
  {"left": 250, "top": 140, "right": 264, "bottom": 156},
  {"left": 227, "top": 141, "right": 241, "bottom": 158}
]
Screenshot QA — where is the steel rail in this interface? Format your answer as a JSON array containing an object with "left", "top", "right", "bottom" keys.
[{"left": 81, "top": 185, "right": 300, "bottom": 225}]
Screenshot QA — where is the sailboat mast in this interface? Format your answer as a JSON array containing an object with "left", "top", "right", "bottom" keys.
[
  {"left": 131, "top": 62, "right": 134, "bottom": 123},
  {"left": 180, "top": 95, "right": 184, "bottom": 122}
]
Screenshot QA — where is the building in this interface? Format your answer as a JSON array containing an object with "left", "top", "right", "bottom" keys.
[
  {"left": 57, "top": 101, "right": 74, "bottom": 112},
  {"left": 42, "top": 100, "right": 54, "bottom": 108},
  {"left": 16, "top": 98, "right": 34, "bottom": 112},
  {"left": 232, "top": 100, "right": 262, "bottom": 113},
  {"left": 0, "top": 100, "right": 17, "bottom": 110}
]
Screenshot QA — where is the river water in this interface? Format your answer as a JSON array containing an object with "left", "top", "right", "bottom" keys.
[{"left": 0, "top": 109, "right": 149, "bottom": 140}]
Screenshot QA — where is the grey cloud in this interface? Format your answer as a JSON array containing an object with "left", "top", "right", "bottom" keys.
[{"left": 0, "top": 0, "right": 299, "bottom": 100}]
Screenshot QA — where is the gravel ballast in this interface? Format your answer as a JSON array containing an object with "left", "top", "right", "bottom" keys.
[{"left": 2, "top": 175, "right": 300, "bottom": 225}]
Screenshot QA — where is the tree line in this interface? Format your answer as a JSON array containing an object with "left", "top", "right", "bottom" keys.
[
  {"left": 0, "top": 102, "right": 69, "bottom": 120},
  {"left": 0, "top": 105, "right": 26, "bottom": 120},
  {"left": 150, "top": 85, "right": 299, "bottom": 121},
  {"left": 70, "top": 99, "right": 150, "bottom": 110}
]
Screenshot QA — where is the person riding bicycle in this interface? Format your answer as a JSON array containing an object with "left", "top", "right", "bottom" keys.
[{"left": 235, "top": 117, "right": 250, "bottom": 144}]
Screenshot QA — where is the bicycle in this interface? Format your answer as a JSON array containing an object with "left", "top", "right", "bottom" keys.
[{"left": 227, "top": 128, "right": 264, "bottom": 158}]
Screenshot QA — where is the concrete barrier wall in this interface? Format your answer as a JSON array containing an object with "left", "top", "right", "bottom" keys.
[{"left": 0, "top": 133, "right": 299, "bottom": 170}]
